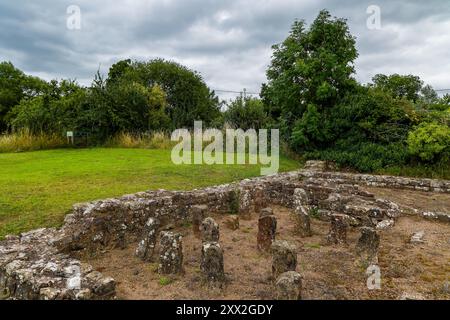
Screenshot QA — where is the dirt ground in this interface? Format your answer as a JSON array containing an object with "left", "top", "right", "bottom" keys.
[{"left": 85, "top": 187, "right": 450, "bottom": 300}]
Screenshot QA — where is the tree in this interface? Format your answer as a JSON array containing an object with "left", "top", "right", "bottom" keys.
[
  {"left": 10, "top": 79, "right": 85, "bottom": 134},
  {"left": 0, "top": 61, "right": 47, "bottom": 132},
  {"left": 107, "top": 59, "right": 132, "bottom": 85},
  {"left": 371, "top": 74, "right": 423, "bottom": 102},
  {"left": 148, "top": 84, "right": 171, "bottom": 131},
  {"left": 261, "top": 10, "right": 358, "bottom": 147},
  {"left": 107, "top": 59, "right": 221, "bottom": 129},
  {"left": 420, "top": 84, "right": 439, "bottom": 104},
  {"left": 224, "top": 96, "right": 267, "bottom": 130}
]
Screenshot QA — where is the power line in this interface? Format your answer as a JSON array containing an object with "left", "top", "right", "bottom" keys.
[{"left": 213, "top": 88, "right": 260, "bottom": 95}]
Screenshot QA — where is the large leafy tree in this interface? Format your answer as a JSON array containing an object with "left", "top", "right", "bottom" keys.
[
  {"left": 261, "top": 10, "right": 358, "bottom": 148},
  {"left": 224, "top": 96, "right": 268, "bottom": 130},
  {"left": 10, "top": 79, "right": 85, "bottom": 134},
  {"left": 107, "top": 59, "right": 221, "bottom": 129},
  {"left": 0, "top": 61, "right": 47, "bottom": 132},
  {"left": 371, "top": 74, "right": 424, "bottom": 102}
]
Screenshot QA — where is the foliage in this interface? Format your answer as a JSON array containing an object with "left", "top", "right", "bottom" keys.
[
  {"left": 4, "top": 59, "right": 221, "bottom": 143},
  {"left": 0, "top": 62, "right": 48, "bottom": 133},
  {"left": 158, "top": 277, "right": 173, "bottom": 286},
  {"left": 261, "top": 10, "right": 448, "bottom": 172},
  {"left": 9, "top": 79, "right": 84, "bottom": 135},
  {"left": 407, "top": 122, "right": 450, "bottom": 162},
  {"left": 299, "top": 86, "right": 418, "bottom": 171},
  {"left": 262, "top": 10, "right": 358, "bottom": 142},
  {"left": 109, "top": 59, "right": 222, "bottom": 129},
  {"left": 224, "top": 96, "right": 268, "bottom": 130},
  {"left": 371, "top": 74, "right": 423, "bottom": 102},
  {"left": 148, "top": 84, "right": 171, "bottom": 131}
]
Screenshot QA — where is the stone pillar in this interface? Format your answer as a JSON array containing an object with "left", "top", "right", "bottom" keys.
[
  {"left": 201, "top": 242, "right": 225, "bottom": 284},
  {"left": 135, "top": 217, "right": 160, "bottom": 261},
  {"left": 293, "top": 188, "right": 312, "bottom": 237},
  {"left": 200, "top": 217, "right": 219, "bottom": 242},
  {"left": 239, "top": 188, "right": 252, "bottom": 220},
  {"left": 257, "top": 215, "right": 277, "bottom": 251},
  {"left": 326, "top": 213, "right": 348, "bottom": 245},
  {"left": 158, "top": 232, "right": 183, "bottom": 274},
  {"left": 275, "top": 271, "right": 302, "bottom": 300},
  {"left": 191, "top": 205, "right": 207, "bottom": 238},
  {"left": 356, "top": 227, "right": 380, "bottom": 264},
  {"left": 271, "top": 240, "right": 297, "bottom": 278},
  {"left": 260, "top": 207, "right": 273, "bottom": 218},
  {"left": 253, "top": 187, "right": 266, "bottom": 214}
]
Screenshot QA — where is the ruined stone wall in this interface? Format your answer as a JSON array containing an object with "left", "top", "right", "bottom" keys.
[
  {"left": 300, "top": 171, "right": 450, "bottom": 193},
  {"left": 1, "top": 161, "right": 449, "bottom": 300},
  {"left": 55, "top": 170, "right": 302, "bottom": 255}
]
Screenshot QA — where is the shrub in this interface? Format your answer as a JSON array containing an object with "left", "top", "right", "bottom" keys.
[
  {"left": 306, "top": 142, "right": 409, "bottom": 172},
  {"left": 407, "top": 122, "right": 450, "bottom": 162}
]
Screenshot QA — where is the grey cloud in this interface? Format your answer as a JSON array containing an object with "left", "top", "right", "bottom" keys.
[{"left": 1, "top": 0, "right": 450, "bottom": 98}]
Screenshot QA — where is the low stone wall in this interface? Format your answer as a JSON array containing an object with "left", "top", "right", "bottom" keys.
[
  {"left": 1, "top": 161, "right": 449, "bottom": 300},
  {"left": 300, "top": 171, "right": 450, "bottom": 193}
]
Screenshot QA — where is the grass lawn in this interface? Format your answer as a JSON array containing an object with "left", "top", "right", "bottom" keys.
[{"left": 0, "top": 148, "right": 299, "bottom": 239}]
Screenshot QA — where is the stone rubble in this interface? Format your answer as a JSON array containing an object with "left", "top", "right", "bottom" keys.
[
  {"left": 420, "top": 211, "right": 450, "bottom": 224},
  {"left": 0, "top": 228, "right": 115, "bottom": 300},
  {"left": 410, "top": 231, "right": 425, "bottom": 244},
  {"left": 376, "top": 219, "right": 395, "bottom": 230}
]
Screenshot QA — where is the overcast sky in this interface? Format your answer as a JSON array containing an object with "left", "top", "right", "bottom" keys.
[{"left": 1, "top": 0, "right": 450, "bottom": 100}]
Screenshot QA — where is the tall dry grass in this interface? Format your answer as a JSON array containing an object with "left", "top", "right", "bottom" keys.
[
  {"left": 0, "top": 130, "right": 67, "bottom": 153},
  {"left": 105, "top": 132, "right": 175, "bottom": 150}
]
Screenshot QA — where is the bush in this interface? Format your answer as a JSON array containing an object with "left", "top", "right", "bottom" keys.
[
  {"left": 407, "top": 122, "right": 450, "bottom": 162},
  {"left": 306, "top": 141, "right": 409, "bottom": 172}
]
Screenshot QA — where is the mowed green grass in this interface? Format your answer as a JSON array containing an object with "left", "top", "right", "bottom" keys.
[{"left": 0, "top": 148, "right": 299, "bottom": 238}]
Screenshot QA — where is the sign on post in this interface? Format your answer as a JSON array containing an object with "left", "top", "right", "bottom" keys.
[{"left": 67, "top": 131, "right": 74, "bottom": 144}]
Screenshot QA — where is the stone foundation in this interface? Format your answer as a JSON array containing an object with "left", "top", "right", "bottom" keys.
[{"left": 1, "top": 161, "right": 449, "bottom": 299}]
